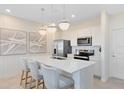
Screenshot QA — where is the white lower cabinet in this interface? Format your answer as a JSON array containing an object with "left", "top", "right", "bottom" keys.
[{"left": 90, "top": 56, "right": 101, "bottom": 77}]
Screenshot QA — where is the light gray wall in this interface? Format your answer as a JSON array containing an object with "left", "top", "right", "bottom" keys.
[{"left": 0, "top": 13, "right": 54, "bottom": 78}]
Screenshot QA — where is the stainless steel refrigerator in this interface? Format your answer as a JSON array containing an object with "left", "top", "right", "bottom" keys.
[{"left": 53, "top": 39, "right": 71, "bottom": 57}]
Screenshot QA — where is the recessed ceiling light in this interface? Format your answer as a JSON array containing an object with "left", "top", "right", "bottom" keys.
[
  {"left": 5, "top": 9, "right": 11, "bottom": 13},
  {"left": 71, "top": 14, "right": 76, "bottom": 18}
]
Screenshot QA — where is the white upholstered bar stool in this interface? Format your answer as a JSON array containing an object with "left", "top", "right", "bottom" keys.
[
  {"left": 20, "top": 57, "right": 32, "bottom": 88},
  {"left": 28, "top": 60, "right": 44, "bottom": 89},
  {"left": 40, "top": 64, "right": 74, "bottom": 89}
]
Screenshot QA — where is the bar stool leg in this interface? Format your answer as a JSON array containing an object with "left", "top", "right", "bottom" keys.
[
  {"left": 24, "top": 71, "right": 28, "bottom": 88},
  {"left": 20, "top": 70, "right": 24, "bottom": 85},
  {"left": 43, "top": 81, "right": 45, "bottom": 89},
  {"left": 29, "top": 77, "right": 33, "bottom": 89},
  {"left": 36, "top": 80, "right": 39, "bottom": 89}
]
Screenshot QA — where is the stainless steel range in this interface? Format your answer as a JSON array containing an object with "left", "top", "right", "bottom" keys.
[{"left": 74, "top": 49, "right": 94, "bottom": 60}]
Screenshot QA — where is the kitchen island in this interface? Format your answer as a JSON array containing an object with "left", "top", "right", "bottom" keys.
[{"left": 27, "top": 54, "right": 96, "bottom": 89}]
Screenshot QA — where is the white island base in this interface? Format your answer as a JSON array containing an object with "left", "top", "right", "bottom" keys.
[{"left": 72, "top": 66, "right": 93, "bottom": 89}]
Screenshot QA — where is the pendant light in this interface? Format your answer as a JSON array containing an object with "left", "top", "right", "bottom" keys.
[
  {"left": 38, "top": 25, "right": 47, "bottom": 35},
  {"left": 59, "top": 5, "right": 70, "bottom": 31},
  {"left": 47, "top": 5, "right": 57, "bottom": 32},
  {"left": 47, "top": 23, "right": 57, "bottom": 32},
  {"left": 38, "top": 8, "right": 47, "bottom": 35}
]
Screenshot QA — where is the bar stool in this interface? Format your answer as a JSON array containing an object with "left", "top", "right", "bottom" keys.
[
  {"left": 28, "top": 60, "right": 44, "bottom": 89},
  {"left": 40, "top": 64, "right": 74, "bottom": 89},
  {"left": 20, "top": 57, "right": 32, "bottom": 88}
]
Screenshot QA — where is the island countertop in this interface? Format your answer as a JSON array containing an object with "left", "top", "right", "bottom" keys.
[{"left": 27, "top": 54, "right": 96, "bottom": 74}]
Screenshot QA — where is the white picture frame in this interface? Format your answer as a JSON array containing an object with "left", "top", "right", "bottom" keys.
[
  {"left": 0, "top": 28, "right": 27, "bottom": 55},
  {"left": 29, "top": 32, "right": 47, "bottom": 53}
]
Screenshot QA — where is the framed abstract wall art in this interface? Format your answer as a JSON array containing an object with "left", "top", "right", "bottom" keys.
[
  {"left": 29, "top": 32, "right": 47, "bottom": 53},
  {"left": 0, "top": 28, "right": 27, "bottom": 55}
]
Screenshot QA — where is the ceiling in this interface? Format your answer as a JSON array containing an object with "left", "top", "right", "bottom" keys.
[{"left": 0, "top": 4, "right": 124, "bottom": 24}]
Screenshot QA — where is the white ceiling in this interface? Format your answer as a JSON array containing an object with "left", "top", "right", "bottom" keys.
[{"left": 0, "top": 4, "right": 124, "bottom": 24}]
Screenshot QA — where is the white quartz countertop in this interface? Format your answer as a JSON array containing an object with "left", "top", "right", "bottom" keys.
[{"left": 27, "top": 54, "right": 96, "bottom": 74}]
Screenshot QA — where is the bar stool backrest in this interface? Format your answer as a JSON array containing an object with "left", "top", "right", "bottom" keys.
[
  {"left": 21, "top": 57, "right": 30, "bottom": 71},
  {"left": 41, "top": 64, "right": 59, "bottom": 89}
]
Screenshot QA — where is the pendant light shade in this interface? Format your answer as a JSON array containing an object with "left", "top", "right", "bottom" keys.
[
  {"left": 38, "top": 26, "right": 47, "bottom": 35},
  {"left": 47, "top": 23, "right": 57, "bottom": 32},
  {"left": 59, "top": 20, "right": 70, "bottom": 31},
  {"left": 47, "top": 26, "right": 57, "bottom": 32}
]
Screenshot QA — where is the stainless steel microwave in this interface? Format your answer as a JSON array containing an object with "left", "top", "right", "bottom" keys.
[{"left": 77, "top": 37, "right": 92, "bottom": 46}]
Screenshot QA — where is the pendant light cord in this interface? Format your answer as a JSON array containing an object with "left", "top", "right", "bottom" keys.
[
  {"left": 51, "top": 4, "right": 53, "bottom": 23},
  {"left": 63, "top": 4, "right": 66, "bottom": 20},
  {"left": 41, "top": 8, "right": 45, "bottom": 26}
]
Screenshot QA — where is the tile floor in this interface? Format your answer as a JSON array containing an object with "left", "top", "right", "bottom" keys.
[{"left": 0, "top": 75, "right": 124, "bottom": 89}]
